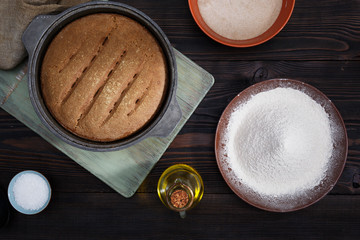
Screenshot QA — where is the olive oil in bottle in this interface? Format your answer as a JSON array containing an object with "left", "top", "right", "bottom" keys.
[{"left": 157, "top": 164, "right": 204, "bottom": 218}]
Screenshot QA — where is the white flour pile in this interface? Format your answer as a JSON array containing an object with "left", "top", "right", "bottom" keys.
[
  {"left": 225, "top": 87, "right": 333, "bottom": 197},
  {"left": 198, "top": 0, "right": 283, "bottom": 40}
]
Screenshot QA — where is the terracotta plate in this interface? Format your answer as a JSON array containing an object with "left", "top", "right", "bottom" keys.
[
  {"left": 188, "top": 0, "right": 295, "bottom": 47},
  {"left": 215, "top": 79, "right": 348, "bottom": 212}
]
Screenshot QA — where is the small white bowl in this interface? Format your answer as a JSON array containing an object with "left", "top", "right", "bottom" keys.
[{"left": 8, "top": 170, "right": 51, "bottom": 215}]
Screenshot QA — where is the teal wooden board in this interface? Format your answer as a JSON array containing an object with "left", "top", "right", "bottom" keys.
[{"left": 0, "top": 49, "right": 214, "bottom": 198}]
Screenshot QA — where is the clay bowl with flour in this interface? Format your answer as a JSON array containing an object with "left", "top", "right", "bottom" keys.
[
  {"left": 189, "top": 0, "right": 295, "bottom": 47},
  {"left": 215, "top": 79, "right": 348, "bottom": 212}
]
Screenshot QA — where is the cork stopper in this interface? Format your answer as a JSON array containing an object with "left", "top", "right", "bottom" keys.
[{"left": 170, "top": 189, "right": 189, "bottom": 209}]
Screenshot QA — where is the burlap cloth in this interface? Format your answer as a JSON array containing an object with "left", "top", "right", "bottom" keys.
[{"left": 0, "top": 0, "right": 88, "bottom": 70}]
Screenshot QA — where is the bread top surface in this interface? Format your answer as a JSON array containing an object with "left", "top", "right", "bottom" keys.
[{"left": 41, "top": 13, "right": 168, "bottom": 142}]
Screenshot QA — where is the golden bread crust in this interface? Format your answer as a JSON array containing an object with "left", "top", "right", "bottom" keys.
[{"left": 41, "top": 13, "right": 167, "bottom": 142}]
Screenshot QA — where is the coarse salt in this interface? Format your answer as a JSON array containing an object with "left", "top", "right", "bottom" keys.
[
  {"left": 224, "top": 87, "right": 333, "bottom": 197},
  {"left": 13, "top": 173, "right": 49, "bottom": 211}
]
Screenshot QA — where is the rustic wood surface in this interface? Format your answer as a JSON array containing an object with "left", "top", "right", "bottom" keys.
[
  {"left": 0, "top": 0, "right": 359, "bottom": 239},
  {"left": 0, "top": 50, "right": 214, "bottom": 198}
]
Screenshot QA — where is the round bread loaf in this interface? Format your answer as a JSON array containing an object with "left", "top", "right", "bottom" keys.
[{"left": 41, "top": 13, "right": 167, "bottom": 142}]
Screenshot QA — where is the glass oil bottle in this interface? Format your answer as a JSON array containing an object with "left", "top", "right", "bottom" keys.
[{"left": 157, "top": 164, "right": 204, "bottom": 218}]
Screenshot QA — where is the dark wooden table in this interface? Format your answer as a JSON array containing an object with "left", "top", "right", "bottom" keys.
[{"left": 1, "top": 0, "right": 360, "bottom": 239}]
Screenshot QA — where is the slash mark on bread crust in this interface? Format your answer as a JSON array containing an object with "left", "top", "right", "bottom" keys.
[
  {"left": 60, "top": 32, "right": 113, "bottom": 107},
  {"left": 58, "top": 48, "right": 79, "bottom": 74},
  {"left": 101, "top": 71, "right": 143, "bottom": 126},
  {"left": 75, "top": 50, "right": 127, "bottom": 128},
  {"left": 126, "top": 86, "right": 150, "bottom": 117}
]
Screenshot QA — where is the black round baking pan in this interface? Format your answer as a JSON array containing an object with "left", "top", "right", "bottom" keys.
[{"left": 22, "top": 1, "right": 181, "bottom": 151}]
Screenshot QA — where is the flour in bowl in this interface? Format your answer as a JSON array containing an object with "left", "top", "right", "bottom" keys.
[
  {"left": 224, "top": 87, "right": 333, "bottom": 197},
  {"left": 198, "top": 0, "right": 283, "bottom": 40}
]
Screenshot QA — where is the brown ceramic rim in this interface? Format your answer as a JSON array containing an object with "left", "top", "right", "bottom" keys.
[
  {"left": 188, "top": 0, "right": 295, "bottom": 47},
  {"left": 215, "top": 79, "right": 348, "bottom": 212}
]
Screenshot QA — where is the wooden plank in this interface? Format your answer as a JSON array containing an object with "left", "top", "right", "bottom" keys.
[
  {"left": 0, "top": 0, "right": 359, "bottom": 238},
  {"left": 0, "top": 193, "right": 359, "bottom": 239},
  {"left": 1, "top": 60, "right": 359, "bottom": 194},
  {"left": 0, "top": 63, "right": 27, "bottom": 105},
  {"left": 116, "top": 0, "right": 360, "bottom": 61},
  {"left": 0, "top": 49, "right": 214, "bottom": 198},
  {"left": 147, "top": 60, "right": 360, "bottom": 195}
]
